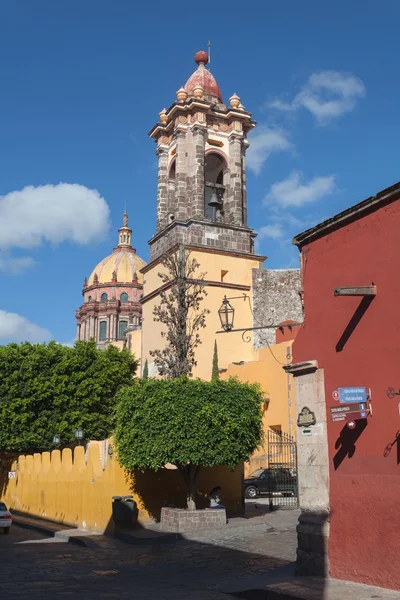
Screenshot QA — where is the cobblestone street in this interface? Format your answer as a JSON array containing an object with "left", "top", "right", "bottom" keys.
[{"left": 0, "top": 510, "right": 297, "bottom": 599}]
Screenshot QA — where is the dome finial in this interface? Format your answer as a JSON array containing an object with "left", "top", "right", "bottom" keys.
[
  {"left": 123, "top": 201, "right": 128, "bottom": 227},
  {"left": 194, "top": 50, "right": 209, "bottom": 66},
  {"left": 118, "top": 203, "right": 133, "bottom": 248}
]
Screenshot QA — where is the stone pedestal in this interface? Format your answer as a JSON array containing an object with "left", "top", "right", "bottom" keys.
[
  {"left": 296, "top": 509, "right": 330, "bottom": 576},
  {"left": 160, "top": 507, "right": 226, "bottom": 533}
]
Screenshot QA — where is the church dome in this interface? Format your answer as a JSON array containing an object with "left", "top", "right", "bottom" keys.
[
  {"left": 184, "top": 51, "right": 222, "bottom": 102},
  {"left": 88, "top": 248, "right": 146, "bottom": 285},
  {"left": 87, "top": 212, "right": 146, "bottom": 285}
]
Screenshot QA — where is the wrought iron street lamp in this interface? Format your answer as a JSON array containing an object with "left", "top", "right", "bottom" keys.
[
  {"left": 216, "top": 294, "right": 302, "bottom": 342},
  {"left": 218, "top": 296, "right": 235, "bottom": 332},
  {"left": 75, "top": 427, "right": 84, "bottom": 446}
]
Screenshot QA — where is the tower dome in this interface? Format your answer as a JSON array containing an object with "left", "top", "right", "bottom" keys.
[
  {"left": 184, "top": 50, "right": 222, "bottom": 102},
  {"left": 76, "top": 212, "right": 146, "bottom": 347}
]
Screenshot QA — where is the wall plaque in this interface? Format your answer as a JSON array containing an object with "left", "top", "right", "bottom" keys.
[{"left": 297, "top": 406, "right": 316, "bottom": 428}]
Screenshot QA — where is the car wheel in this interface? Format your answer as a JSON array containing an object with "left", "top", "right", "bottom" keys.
[
  {"left": 4, "top": 528, "right": 9, "bottom": 534},
  {"left": 245, "top": 486, "right": 258, "bottom": 499}
]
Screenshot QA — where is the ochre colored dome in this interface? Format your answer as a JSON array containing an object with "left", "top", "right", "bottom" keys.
[
  {"left": 185, "top": 51, "right": 222, "bottom": 102},
  {"left": 88, "top": 248, "right": 146, "bottom": 285}
]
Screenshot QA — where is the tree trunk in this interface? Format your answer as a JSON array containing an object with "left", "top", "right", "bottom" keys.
[{"left": 177, "top": 463, "right": 200, "bottom": 510}]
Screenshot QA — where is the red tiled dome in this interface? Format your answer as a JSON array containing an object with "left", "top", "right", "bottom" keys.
[{"left": 184, "top": 51, "right": 222, "bottom": 102}]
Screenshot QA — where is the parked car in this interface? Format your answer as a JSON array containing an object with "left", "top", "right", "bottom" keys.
[
  {"left": 0, "top": 502, "right": 12, "bottom": 534},
  {"left": 244, "top": 468, "right": 297, "bottom": 499}
]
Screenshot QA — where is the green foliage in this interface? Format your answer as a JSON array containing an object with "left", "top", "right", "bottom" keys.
[
  {"left": 150, "top": 247, "right": 210, "bottom": 378},
  {"left": 142, "top": 359, "right": 149, "bottom": 380},
  {"left": 211, "top": 340, "right": 219, "bottom": 380},
  {"left": 114, "top": 377, "right": 263, "bottom": 472},
  {"left": 0, "top": 340, "right": 137, "bottom": 453}
]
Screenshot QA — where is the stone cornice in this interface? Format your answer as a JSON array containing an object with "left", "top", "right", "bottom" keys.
[
  {"left": 141, "top": 242, "right": 266, "bottom": 276},
  {"left": 283, "top": 360, "right": 318, "bottom": 376},
  {"left": 147, "top": 217, "right": 256, "bottom": 247},
  {"left": 149, "top": 98, "right": 255, "bottom": 139},
  {"left": 76, "top": 301, "right": 142, "bottom": 318},
  {"left": 141, "top": 278, "right": 251, "bottom": 305},
  {"left": 82, "top": 280, "right": 143, "bottom": 295}
]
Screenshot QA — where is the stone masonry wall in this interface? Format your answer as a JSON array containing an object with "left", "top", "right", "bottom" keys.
[
  {"left": 252, "top": 269, "right": 303, "bottom": 349},
  {"left": 149, "top": 220, "right": 253, "bottom": 261},
  {"left": 160, "top": 507, "right": 227, "bottom": 533}
]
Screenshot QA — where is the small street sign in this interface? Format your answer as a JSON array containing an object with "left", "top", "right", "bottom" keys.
[
  {"left": 332, "top": 410, "right": 369, "bottom": 423},
  {"left": 338, "top": 387, "right": 367, "bottom": 404},
  {"left": 8, "top": 471, "right": 16, "bottom": 479},
  {"left": 332, "top": 390, "right": 339, "bottom": 401},
  {"left": 347, "top": 421, "right": 356, "bottom": 430},
  {"left": 332, "top": 414, "right": 346, "bottom": 422},
  {"left": 330, "top": 403, "right": 367, "bottom": 415}
]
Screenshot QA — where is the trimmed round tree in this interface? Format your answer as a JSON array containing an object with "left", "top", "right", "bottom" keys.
[{"left": 114, "top": 376, "right": 263, "bottom": 510}]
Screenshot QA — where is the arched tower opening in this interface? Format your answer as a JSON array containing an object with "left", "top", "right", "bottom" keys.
[{"left": 204, "top": 152, "right": 226, "bottom": 222}]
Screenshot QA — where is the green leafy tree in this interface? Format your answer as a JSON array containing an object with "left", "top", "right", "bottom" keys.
[
  {"left": 142, "top": 359, "right": 149, "bottom": 380},
  {"left": 0, "top": 340, "right": 137, "bottom": 453},
  {"left": 150, "top": 246, "right": 210, "bottom": 378},
  {"left": 211, "top": 340, "right": 219, "bottom": 380},
  {"left": 115, "top": 377, "right": 263, "bottom": 510}
]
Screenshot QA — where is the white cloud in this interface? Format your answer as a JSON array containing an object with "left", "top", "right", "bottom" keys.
[
  {"left": 0, "top": 255, "right": 36, "bottom": 274},
  {"left": 247, "top": 127, "right": 292, "bottom": 175},
  {"left": 258, "top": 224, "right": 285, "bottom": 240},
  {"left": 265, "top": 171, "right": 336, "bottom": 208},
  {"left": 62, "top": 339, "right": 76, "bottom": 348},
  {"left": 0, "top": 309, "right": 52, "bottom": 343},
  {"left": 0, "top": 183, "right": 110, "bottom": 251},
  {"left": 269, "top": 71, "right": 366, "bottom": 124}
]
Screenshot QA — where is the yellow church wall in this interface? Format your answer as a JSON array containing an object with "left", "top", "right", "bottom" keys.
[
  {"left": 0, "top": 441, "right": 243, "bottom": 533},
  {"left": 126, "top": 328, "right": 142, "bottom": 365},
  {"left": 141, "top": 247, "right": 263, "bottom": 380},
  {"left": 220, "top": 341, "right": 297, "bottom": 476}
]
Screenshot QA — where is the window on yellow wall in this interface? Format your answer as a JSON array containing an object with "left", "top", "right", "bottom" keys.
[
  {"left": 270, "top": 425, "right": 282, "bottom": 435},
  {"left": 221, "top": 270, "right": 228, "bottom": 282}
]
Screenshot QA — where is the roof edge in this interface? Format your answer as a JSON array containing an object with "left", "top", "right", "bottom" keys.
[{"left": 293, "top": 180, "right": 400, "bottom": 248}]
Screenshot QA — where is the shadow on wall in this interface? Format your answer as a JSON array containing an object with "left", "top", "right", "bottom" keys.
[
  {"left": 333, "top": 419, "right": 368, "bottom": 470},
  {"left": 129, "top": 464, "right": 243, "bottom": 522},
  {"left": 0, "top": 443, "right": 243, "bottom": 532},
  {"left": 0, "top": 454, "right": 15, "bottom": 498},
  {"left": 383, "top": 430, "right": 400, "bottom": 464}
]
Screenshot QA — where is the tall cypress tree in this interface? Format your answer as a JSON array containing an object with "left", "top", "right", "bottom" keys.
[
  {"left": 211, "top": 340, "right": 219, "bottom": 380},
  {"left": 143, "top": 359, "right": 149, "bottom": 380}
]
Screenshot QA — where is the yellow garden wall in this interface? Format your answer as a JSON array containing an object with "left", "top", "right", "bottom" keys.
[
  {"left": 0, "top": 441, "right": 243, "bottom": 533},
  {"left": 221, "top": 341, "right": 297, "bottom": 476}
]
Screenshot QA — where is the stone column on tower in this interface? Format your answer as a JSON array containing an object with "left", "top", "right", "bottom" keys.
[
  {"left": 242, "top": 139, "right": 249, "bottom": 227},
  {"left": 175, "top": 130, "right": 187, "bottom": 221},
  {"left": 190, "top": 124, "right": 207, "bottom": 219},
  {"left": 228, "top": 134, "right": 244, "bottom": 225},
  {"left": 156, "top": 145, "right": 169, "bottom": 231}
]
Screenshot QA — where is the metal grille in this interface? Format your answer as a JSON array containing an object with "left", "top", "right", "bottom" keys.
[{"left": 267, "top": 429, "right": 298, "bottom": 509}]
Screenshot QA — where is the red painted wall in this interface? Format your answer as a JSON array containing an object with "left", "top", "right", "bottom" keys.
[{"left": 293, "top": 194, "right": 400, "bottom": 589}]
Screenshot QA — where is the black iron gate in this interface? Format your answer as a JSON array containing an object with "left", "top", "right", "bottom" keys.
[{"left": 267, "top": 429, "right": 298, "bottom": 509}]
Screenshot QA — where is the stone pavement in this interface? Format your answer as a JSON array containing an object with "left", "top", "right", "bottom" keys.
[
  {"left": 3, "top": 509, "right": 400, "bottom": 599},
  {"left": 1, "top": 509, "right": 296, "bottom": 599}
]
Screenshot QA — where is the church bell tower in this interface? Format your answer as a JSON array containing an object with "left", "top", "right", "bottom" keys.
[
  {"left": 142, "top": 50, "right": 266, "bottom": 380},
  {"left": 148, "top": 50, "right": 257, "bottom": 260}
]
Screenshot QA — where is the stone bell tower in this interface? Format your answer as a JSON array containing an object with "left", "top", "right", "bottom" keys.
[
  {"left": 142, "top": 50, "right": 266, "bottom": 381},
  {"left": 148, "top": 50, "right": 257, "bottom": 260}
]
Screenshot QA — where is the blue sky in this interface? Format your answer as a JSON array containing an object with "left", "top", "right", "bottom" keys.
[{"left": 0, "top": 0, "right": 399, "bottom": 344}]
